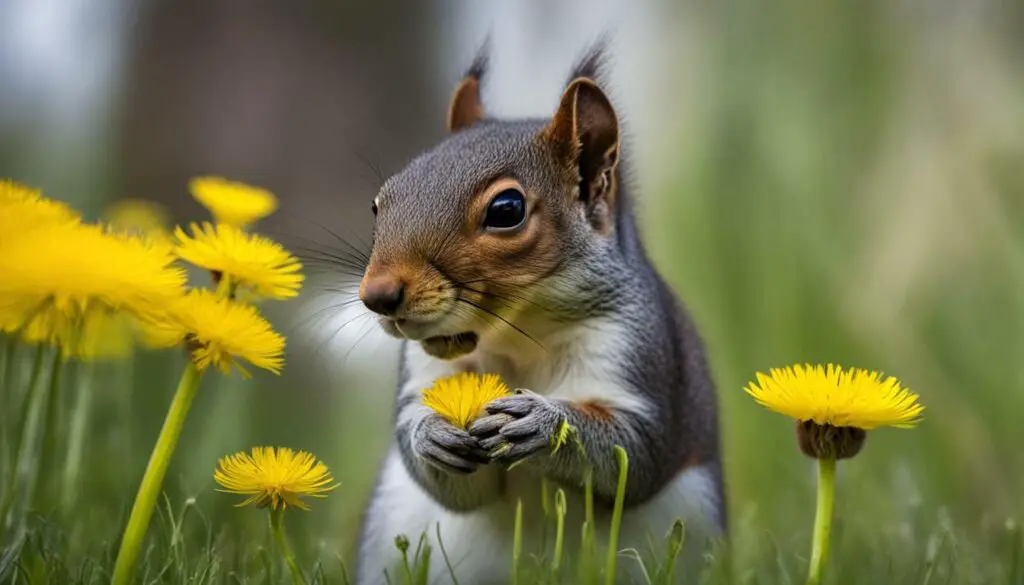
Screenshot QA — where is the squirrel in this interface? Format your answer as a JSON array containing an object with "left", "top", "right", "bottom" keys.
[{"left": 353, "top": 40, "right": 726, "bottom": 585}]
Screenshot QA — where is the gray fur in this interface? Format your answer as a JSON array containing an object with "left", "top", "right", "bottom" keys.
[{"left": 355, "top": 41, "right": 725, "bottom": 584}]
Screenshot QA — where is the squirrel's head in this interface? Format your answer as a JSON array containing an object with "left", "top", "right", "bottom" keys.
[{"left": 359, "top": 43, "right": 623, "bottom": 360}]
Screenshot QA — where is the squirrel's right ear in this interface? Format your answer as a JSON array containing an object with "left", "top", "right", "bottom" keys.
[
  {"left": 446, "top": 47, "right": 489, "bottom": 132},
  {"left": 542, "top": 77, "right": 619, "bottom": 196}
]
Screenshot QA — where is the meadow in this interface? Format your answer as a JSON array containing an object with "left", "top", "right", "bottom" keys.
[{"left": 2, "top": 2, "right": 1024, "bottom": 584}]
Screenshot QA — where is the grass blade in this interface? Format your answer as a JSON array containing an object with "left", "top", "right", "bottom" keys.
[{"left": 604, "top": 446, "right": 629, "bottom": 585}]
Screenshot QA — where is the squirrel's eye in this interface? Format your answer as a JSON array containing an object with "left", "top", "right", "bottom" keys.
[
  {"left": 371, "top": 197, "right": 379, "bottom": 216},
  {"left": 484, "top": 189, "right": 526, "bottom": 230}
]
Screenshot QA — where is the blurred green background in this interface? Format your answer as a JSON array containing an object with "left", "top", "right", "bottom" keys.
[{"left": 2, "top": 0, "right": 1023, "bottom": 581}]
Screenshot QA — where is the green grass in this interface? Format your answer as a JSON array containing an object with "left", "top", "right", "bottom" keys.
[{"left": 1, "top": 377, "right": 1020, "bottom": 585}]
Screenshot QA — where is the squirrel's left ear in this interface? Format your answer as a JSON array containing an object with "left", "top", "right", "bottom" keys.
[
  {"left": 447, "top": 47, "right": 489, "bottom": 132},
  {"left": 543, "top": 78, "right": 620, "bottom": 227},
  {"left": 447, "top": 75, "right": 484, "bottom": 132}
]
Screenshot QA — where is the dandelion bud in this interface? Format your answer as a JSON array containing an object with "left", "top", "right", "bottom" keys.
[{"left": 796, "top": 420, "right": 866, "bottom": 460}]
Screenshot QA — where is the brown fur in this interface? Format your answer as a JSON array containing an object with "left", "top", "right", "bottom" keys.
[
  {"left": 363, "top": 174, "right": 563, "bottom": 326},
  {"left": 572, "top": 399, "right": 615, "bottom": 422},
  {"left": 541, "top": 78, "right": 620, "bottom": 234},
  {"left": 447, "top": 76, "right": 484, "bottom": 132}
]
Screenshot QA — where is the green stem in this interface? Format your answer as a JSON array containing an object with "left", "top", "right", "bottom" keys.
[
  {"left": 0, "top": 337, "right": 16, "bottom": 435},
  {"left": 806, "top": 457, "right": 836, "bottom": 585},
  {"left": 110, "top": 363, "right": 203, "bottom": 585},
  {"left": 660, "top": 519, "right": 686, "bottom": 585},
  {"left": 30, "top": 347, "right": 64, "bottom": 511},
  {"left": 604, "top": 446, "right": 629, "bottom": 585},
  {"left": 511, "top": 498, "right": 523, "bottom": 585},
  {"left": 579, "top": 467, "right": 596, "bottom": 585},
  {"left": 61, "top": 359, "right": 96, "bottom": 510},
  {"left": 0, "top": 345, "right": 46, "bottom": 530},
  {"left": 551, "top": 488, "right": 566, "bottom": 578},
  {"left": 270, "top": 507, "right": 306, "bottom": 585}
]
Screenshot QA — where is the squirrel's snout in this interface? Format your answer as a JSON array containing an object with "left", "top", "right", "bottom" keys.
[{"left": 360, "top": 275, "right": 406, "bottom": 316}]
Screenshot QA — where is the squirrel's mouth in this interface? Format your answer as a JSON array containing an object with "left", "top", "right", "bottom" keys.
[{"left": 420, "top": 332, "right": 478, "bottom": 360}]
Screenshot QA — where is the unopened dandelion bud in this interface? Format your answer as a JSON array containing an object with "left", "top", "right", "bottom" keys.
[{"left": 796, "top": 421, "right": 866, "bottom": 460}]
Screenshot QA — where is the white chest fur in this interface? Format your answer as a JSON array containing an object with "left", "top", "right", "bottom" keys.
[{"left": 357, "top": 320, "right": 720, "bottom": 585}]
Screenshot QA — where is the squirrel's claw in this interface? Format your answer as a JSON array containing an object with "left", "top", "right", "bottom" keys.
[
  {"left": 469, "top": 412, "right": 514, "bottom": 437},
  {"left": 484, "top": 394, "right": 536, "bottom": 417},
  {"left": 414, "top": 413, "right": 489, "bottom": 474},
  {"left": 472, "top": 392, "right": 562, "bottom": 465}
]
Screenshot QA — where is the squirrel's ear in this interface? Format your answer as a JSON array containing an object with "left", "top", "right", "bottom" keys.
[
  {"left": 543, "top": 78, "right": 619, "bottom": 206},
  {"left": 447, "top": 75, "right": 484, "bottom": 132},
  {"left": 446, "top": 46, "right": 489, "bottom": 132}
]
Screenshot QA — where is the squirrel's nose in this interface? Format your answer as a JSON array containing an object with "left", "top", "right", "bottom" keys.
[{"left": 360, "top": 275, "right": 406, "bottom": 316}]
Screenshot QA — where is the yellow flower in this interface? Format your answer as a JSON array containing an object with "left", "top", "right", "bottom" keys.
[
  {"left": 174, "top": 222, "right": 303, "bottom": 300},
  {"left": 0, "top": 222, "right": 186, "bottom": 349},
  {"left": 104, "top": 198, "right": 172, "bottom": 245},
  {"left": 0, "top": 179, "right": 79, "bottom": 241},
  {"left": 189, "top": 176, "right": 277, "bottom": 228},
  {"left": 422, "top": 372, "right": 512, "bottom": 429},
  {"left": 147, "top": 289, "right": 285, "bottom": 377},
  {"left": 214, "top": 446, "right": 338, "bottom": 510},
  {"left": 745, "top": 363, "right": 924, "bottom": 430}
]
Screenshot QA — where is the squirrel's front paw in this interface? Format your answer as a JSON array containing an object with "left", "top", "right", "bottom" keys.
[
  {"left": 469, "top": 390, "right": 561, "bottom": 464},
  {"left": 413, "top": 414, "right": 490, "bottom": 475}
]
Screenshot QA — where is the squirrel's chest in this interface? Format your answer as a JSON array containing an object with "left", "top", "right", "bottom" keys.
[{"left": 454, "top": 322, "right": 623, "bottom": 397}]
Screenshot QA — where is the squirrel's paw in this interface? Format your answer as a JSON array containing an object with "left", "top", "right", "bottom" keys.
[
  {"left": 469, "top": 390, "right": 561, "bottom": 464},
  {"left": 413, "top": 413, "right": 490, "bottom": 474}
]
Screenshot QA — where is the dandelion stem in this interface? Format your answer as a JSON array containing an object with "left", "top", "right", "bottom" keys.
[
  {"left": 0, "top": 344, "right": 46, "bottom": 529},
  {"left": 0, "top": 336, "right": 16, "bottom": 433},
  {"left": 31, "top": 347, "right": 64, "bottom": 510},
  {"left": 62, "top": 359, "right": 96, "bottom": 509},
  {"left": 604, "top": 446, "right": 629, "bottom": 585},
  {"left": 111, "top": 363, "right": 204, "bottom": 585},
  {"left": 270, "top": 506, "right": 307, "bottom": 585},
  {"left": 807, "top": 456, "right": 836, "bottom": 585}
]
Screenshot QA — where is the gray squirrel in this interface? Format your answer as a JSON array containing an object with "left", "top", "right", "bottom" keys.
[{"left": 354, "top": 41, "right": 726, "bottom": 584}]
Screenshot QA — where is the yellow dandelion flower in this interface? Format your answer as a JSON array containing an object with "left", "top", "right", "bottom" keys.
[
  {"left": 147, "top": 289, "right": 285, "bottom": 377},
  {"left": 104, "top": 198, "right": 172, "bottom": 245},
  {"left": 0, "top": 179, "right": 79, "bottom": 241},
  {"left": 422, "top": 372, "right": 512, "bottom": 430},
  {"left": 0, "top": 222, "right": 186, "bottom": 347},
  {"left": 744, "top": 363, "right": 924, "bottom": 430},
  {"left": 174, "top": 222, "right": 303, "bottom": 300},
  {"left": 189, "top": 176, "right": 277, "bottom": 228},
  {"left": 214, "top": 446, "right": 338, "bottom": 510},
  {"left": 745, "top": 363, "right": 925, "bottom": 585}
]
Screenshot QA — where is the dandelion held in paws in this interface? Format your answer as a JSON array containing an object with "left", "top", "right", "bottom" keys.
[
  {"left": 214, "top": 446, "right": 339, "bottom": 510},
  {"left": 175, "top": 222, "right": 304, "bottom": 300},
  {"left": 422, "top": 372, "right": 512, "bottom": 430}
]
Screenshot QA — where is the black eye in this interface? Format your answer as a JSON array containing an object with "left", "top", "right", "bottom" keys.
[
  {"left": 371, "top": 198, "right": 379, "bottom": 215},
  {"left": 484, "top": 189, "right": 526, "bottom": 230}
]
